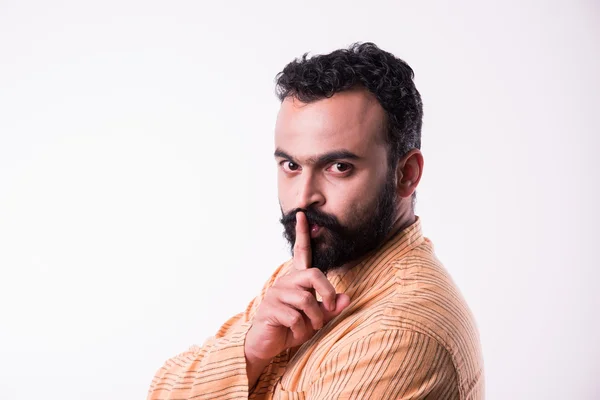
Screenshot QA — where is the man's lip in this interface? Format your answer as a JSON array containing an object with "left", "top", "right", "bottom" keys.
[{"left": 309, "top": 224, "right": 322, "bottom": 238}]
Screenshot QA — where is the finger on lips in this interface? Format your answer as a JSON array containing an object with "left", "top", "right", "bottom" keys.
[
  {"left": 293, "top": 211, "right": 311, "bottom": 271},
  {"left": 286, "top": 211, "right": 338, "bottom": 315}
]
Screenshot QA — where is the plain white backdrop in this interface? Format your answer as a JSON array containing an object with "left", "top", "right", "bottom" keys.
[{"left": 0, "top": 1, "right": 598, "bottom": 399}]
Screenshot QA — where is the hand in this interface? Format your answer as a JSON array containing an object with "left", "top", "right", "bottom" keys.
[{"left": 245, "top": 212, "right": 351, "bottom": 375}]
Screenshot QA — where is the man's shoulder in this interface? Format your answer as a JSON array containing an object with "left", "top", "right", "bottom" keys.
[{"left": 381, "top": 238, "right": 484, "bottom": 393}]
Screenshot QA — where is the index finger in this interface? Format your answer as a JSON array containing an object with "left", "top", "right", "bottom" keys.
[{"left": 293, "top": 211, "right": 312, "bottom": 271}]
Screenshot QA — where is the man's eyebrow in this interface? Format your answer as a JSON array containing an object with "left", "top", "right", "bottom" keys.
[
  {"left": 274, "top": 148, "right": 361, "bottom": 165},
  {"left": 310, "top": 150, "right": 361, "bottom": 165},
  {"left": 274, "top": 149, "right": 297, "bottom": 163}
]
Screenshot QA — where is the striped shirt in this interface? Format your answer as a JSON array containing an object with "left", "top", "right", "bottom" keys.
[{"left": 147, "top": 217, "right": 484, "bottom": 399}]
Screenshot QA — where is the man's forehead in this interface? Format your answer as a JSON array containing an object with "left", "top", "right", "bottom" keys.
[{"left": 274, "top": 90, "right": 387, "bottom": 157}]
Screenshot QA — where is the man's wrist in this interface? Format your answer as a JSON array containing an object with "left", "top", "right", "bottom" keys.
[{"left": 245, "top": 342, "right": 272, "bottom": 391}]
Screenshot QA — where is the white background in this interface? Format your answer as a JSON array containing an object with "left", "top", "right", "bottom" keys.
[{"left": 1, "top": 1, "right": 598, "bottom": 399}]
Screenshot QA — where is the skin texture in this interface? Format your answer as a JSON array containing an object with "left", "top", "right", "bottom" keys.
[{"left": 244, "top": 88, "right": 424, "bottom": 389}]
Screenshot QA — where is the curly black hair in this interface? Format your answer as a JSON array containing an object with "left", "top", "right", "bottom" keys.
[{"left": 275, "top": 42, "right": 423, "bottom": 172}]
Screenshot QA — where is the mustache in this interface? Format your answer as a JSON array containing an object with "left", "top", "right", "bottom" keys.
[{"left": 280, "top": 208, "right": 342, "bottom": 232}]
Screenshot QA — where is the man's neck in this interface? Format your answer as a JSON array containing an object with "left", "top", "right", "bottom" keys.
[{"left": 388, "top": 209, "right": 417, "bottom": 241}]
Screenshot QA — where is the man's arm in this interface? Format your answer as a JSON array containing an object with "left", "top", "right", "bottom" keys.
[
  {"left": 146, "top": 262, "right": 288, "bottom": 400},
  {"left": 306, "top": 328, "right": 460, "bottom": 399},
  {"left": 147, "top": 316, "right": 252, "bottom": 399},
  {"left": 147, "top": 212, "right": 350, "bottom": 399}
]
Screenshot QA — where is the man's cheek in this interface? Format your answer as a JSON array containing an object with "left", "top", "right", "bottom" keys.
[{"left": 335, "top": 198, "right": 359, "bottom": 221}]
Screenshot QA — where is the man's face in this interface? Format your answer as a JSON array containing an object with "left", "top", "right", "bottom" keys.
[{"left": 275, "top": 89, "right": 398, "bottom": 273}]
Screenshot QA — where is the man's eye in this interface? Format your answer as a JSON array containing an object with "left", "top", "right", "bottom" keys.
[
  {"left": 330, "top": 162, "right": 352, "bottom": 173},
  {"left": 282, "top": 161, "right": 300, "bottom": 172}
]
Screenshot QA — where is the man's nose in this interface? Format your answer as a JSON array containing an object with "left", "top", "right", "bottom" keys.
[{"left": 296, "top": 172, "right": 325, "bottom": 210}]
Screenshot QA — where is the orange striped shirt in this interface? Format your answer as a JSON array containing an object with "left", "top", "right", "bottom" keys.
[{"left": 147, "top": 217, "right": 484, "bottom": 399}]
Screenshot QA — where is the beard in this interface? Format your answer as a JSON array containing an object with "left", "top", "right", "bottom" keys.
[{"left": 280, "top": 173, "right": 397, "bottom": 274}]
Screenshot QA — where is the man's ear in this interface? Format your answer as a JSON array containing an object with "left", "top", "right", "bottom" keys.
[{"left": 395, "top": 149, "right": 424, "bottom": 198}]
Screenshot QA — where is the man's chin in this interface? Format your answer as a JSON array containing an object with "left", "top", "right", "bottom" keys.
[{"left": 311, "top": 238, "right": 333, "bottom": 252}]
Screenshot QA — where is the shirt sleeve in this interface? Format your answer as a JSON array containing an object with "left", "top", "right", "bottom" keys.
[
  {"left": 146, "top": 262, "right": 290, "bottom": 400},
  {"left": 307, "top": 328, "right": 460, "bottom": 400}
]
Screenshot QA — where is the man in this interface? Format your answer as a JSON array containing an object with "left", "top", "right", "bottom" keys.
[{"left": 147, "top": 42, "right": 484, "bottom": 399}]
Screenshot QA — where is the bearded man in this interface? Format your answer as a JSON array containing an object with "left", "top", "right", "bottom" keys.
[{"left": 147, "top": 42, "right": 484, "bottom": 400}]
